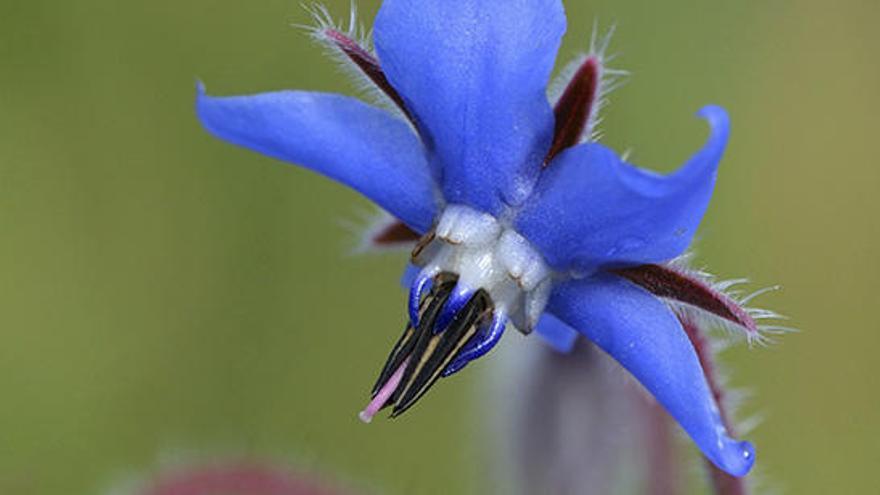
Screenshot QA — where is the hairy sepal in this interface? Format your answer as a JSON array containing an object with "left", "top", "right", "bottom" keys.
[
  {"left": 545, "top": 24, "right": 628, "bottom": 164},
  {"left": 613, "top": 260, "right": 791, "bottom": 346},
  {"left": 347, "top": 210, "right": 420, "bottom": 254},
  {"left": 300, "top": 3, "right": 415, "bottom": 125}
]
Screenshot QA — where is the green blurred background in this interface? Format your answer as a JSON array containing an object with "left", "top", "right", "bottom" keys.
[{"left": 0, "top": 0, "right": 876, "bottom": 493}]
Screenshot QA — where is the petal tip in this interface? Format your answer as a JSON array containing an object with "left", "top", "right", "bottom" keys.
[
  {"left": 673, "top": 103, "right": 729, "bottom": 180},
  {"left": 194, "top": 81, "right": 220, "bottom": 135},
  {"left": 714, "top": 437, "right": 756, "bottom": 477},
  {"left": 696, "top": 104, "right": 730, "bottom": 136}
]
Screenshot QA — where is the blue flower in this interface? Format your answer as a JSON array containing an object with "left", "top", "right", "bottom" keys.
[{"left": 196, "top": 0, "right": 767, "bottom": 478}]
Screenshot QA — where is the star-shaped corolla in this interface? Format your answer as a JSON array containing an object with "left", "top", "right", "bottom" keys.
[{"left": 195, "top": 0, "right": 775, "bottom": 478}]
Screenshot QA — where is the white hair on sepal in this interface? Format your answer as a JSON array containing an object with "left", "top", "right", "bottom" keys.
[
  {"left": 547, "top": 22, "right": 629, "bottom": 145},
  {"left": 295, "top": 3, "right": 409, "bottom": 121},
  {"left": 335, "top": 206, "right": 376, "bottom": 253},
  {"left": 298, "top": 1, "right": 368, "bottom": 48},
  {"left": 670, "top": 292, "right": 793, "bottom": 349},
  {"left": 546, "top": 53, "right": 588, "bottom": 105},
  {"left": 748, "top": 465, "right": 786, "bottom": 495},
  {"left": 337, "top": 207, "right": 416, "bottom": 256},
  {"left": 734, "top": 406, "right": 765, "bottom": 438},
  {"left": 661, "top": 253, "right": 797, "bottom": 348},
  {"left": 586, "top": 23, "right": 630, "bottom": 141},
  {"left": 545, "top": 21, "right": 621, "bottom": 102}
]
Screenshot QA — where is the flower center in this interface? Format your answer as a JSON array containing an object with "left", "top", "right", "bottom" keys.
[
  {"left": 412, "top": 205, "right": 553, "bottom": 332},
  {"left": 359, "top": 205, "right": 552, "bottom": 422}
]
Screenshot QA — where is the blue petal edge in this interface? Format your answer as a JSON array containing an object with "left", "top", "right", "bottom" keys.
[
  {"left": 196, "top": 83, "right": 438, "bottom": 233},
  {"left": 515, "top": 106, "right": 730, "bottom": 272},
  {"left": 400, "top": 263, "right": 421, "bottom": 289},
  {"left": 535, "top": 313, "right": 579, "bottom": 353},
  {"left": 548, "top": 272, "right": 755, "bottom": 476}
]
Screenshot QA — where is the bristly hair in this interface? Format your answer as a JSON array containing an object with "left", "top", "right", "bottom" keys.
[
  {"left": 300, "top": 1, "right": 368, "bottom": 44},
  {"left": 339, "top": 208, "right": 419, "bottom": 256},
  {"left": 665, "top": 255, "right": 796, "bottom": 348},
  {"left": 296, "top": 2, "right": 411, "bottom": 122},
  {"left": 615, "top": 253, "right": 795, "bottom": 348},
  {"left": 547, "top": 22, "right": 629, "bottom": 144},
  {"left": 613, "top": 253, "right": 790, "bottom": 493}
]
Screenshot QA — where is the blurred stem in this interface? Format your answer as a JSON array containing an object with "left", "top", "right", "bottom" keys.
[
  {"left": 496, "top": 339, "right": 636, "bottom": 495},
  {"left": 639, "top": 398, "right": 680, "bottom": 495}
]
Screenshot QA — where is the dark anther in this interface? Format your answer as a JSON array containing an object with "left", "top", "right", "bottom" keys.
[
  {"left": 370, "top": 274, "right": 456, "bottom": 397},
  {"left": 369, "top": 272, "right": 494, "bottom": 418}
]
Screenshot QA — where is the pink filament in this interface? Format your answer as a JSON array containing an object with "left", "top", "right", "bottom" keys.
[{"left": 358, "top": 358, "right": 409, "bottom": 423}]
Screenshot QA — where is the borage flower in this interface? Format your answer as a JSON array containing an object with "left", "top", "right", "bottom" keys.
[{"left": 196, "top": 0, "right": 783, "bottom": 479}]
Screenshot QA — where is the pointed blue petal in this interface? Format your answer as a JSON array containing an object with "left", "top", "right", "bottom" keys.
[
  {"left": 515, "top": 106, "right": 729, "bottom": 271},
  {"left": 373, "top": 0, "right": 565, "bottom": 215},
  {"left": 196, "top": 84, "right": 438, "bottom": 233},
  {"left": 535, "top": 313, "right": 579, "bottom": 353},
  {"left": 548, "top": 272, "right": 755, "bottom": 476}
]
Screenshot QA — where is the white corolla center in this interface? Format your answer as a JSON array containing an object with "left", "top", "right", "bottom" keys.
[{"left": 414, "top": 205, "right": 554, "bottom": 332}]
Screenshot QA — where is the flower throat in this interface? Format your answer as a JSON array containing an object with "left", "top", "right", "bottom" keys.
[{"left": 359, "top": 205, "right": 553, "bottom": 422}]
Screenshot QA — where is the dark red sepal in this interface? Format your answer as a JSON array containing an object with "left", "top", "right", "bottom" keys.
[
  {"left": 545, "top": 56, "right": 600, "bottom": 165},
  {"left": 372, "top": 220, "right": 421, "bottom": 245},
  {"left": 323, "top": 29, "right": 415, "bottom": 126},
  {"left": 612, "top": 264, "right": 759, "bottom": 336}
]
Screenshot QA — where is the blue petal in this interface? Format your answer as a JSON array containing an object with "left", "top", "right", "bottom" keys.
[
  {"left": 548, "top": 272, "right": 755, "bottom": 477},
  {"left": 196, "top": 84, "right": 438, "bottom": 233},
  {"left": 515, "top": 106, "right": 729, "bottom": 272},
  {"left": 400, "top": 263, "right": 421, "bottom": 289},
  {"left": 535, "top": 313, "right": 579, "bottom": 353},
  {"left": 373, "top": 0, "right": 565, "bottom": 215}
]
